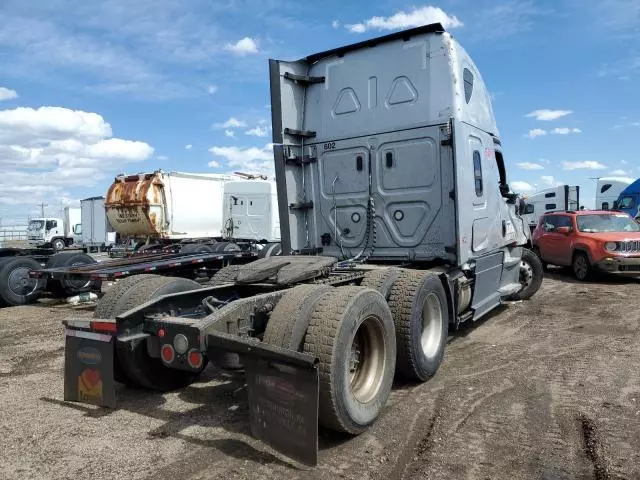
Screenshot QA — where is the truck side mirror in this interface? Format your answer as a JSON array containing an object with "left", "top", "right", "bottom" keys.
[
  {"left": 612, "top": 201, "right": 619, "bottom": 209},
  {"left": 524, "top": 204, "right": 534, "bottom": 214}
]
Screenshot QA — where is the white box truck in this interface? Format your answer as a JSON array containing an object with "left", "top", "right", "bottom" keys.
[
  {"left": 81, "top": 196, "right": 116, "bottom": 253},
  {"left": 26, "top": 206, "right": 82, "bottom": 251}
]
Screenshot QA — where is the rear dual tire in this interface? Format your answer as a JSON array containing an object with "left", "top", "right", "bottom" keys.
[
  {"left": 45, "top": 252, "right": 100, "bottom": 297},
  {"left": 93, "top": 274, "right": 207, "bottom": 391},
  {"left": 0, "top": 257, "right": 46, "bottom": 306},
  {"left": 388, "top": 271, "right": 449, "bottom": 382}
]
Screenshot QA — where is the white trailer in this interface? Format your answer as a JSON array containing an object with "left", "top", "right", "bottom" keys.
[
  {"left": 521, "top": 185, "right": 580, "bottom": 231},
  {"left": 105, "top": 171, "right": 280, "bottom": 250},
  {"left": 81, "top": 196, "right": 116, "bottom": 252}
]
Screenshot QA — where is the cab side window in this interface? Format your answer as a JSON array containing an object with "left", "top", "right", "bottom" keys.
[{"left": 473, "top": 150, "right": 483, "bottom": 197}]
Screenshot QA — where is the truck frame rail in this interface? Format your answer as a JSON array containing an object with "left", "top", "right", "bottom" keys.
[{"left": 31, "top": 251, "right": 257, "bottom": 283}]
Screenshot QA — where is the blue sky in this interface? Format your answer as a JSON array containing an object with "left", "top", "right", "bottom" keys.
[{"left": 0, "top": 0, "right": 638, "bottom": 224}]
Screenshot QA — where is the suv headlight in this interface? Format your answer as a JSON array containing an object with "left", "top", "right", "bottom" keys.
[{"left": 604, "top": 241, "right": 618, "bottom": 252}]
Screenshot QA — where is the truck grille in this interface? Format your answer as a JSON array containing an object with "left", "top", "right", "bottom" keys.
[{"left": 618, "top": 241, "right": 640, "bottom": 253}]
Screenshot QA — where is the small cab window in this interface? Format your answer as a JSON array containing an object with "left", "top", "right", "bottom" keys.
[
  {"left": 463, "top": 68, "right": 474, "bottom": 104},
  {"left": 545, "top": 192, "right": 556, "bottom": 198},
  {"left": 618, "top": 196, "right": 636, "bottom": 209},
  {"left": 601, "top": 202, "right": 610, "bottom": 210},
  {"left": 600, "top": 184, "right": 612, "bottom": 194},
  {"left": 472, "top": 150, "right": 483, "bottom": 196},
  {"left": 45, "top": 220, "right": 57, "bottom": 230},
  {"left": 545, "top": 203, "right": 557, "bottom": 210}
]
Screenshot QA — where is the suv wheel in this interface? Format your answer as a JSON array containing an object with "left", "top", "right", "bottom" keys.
[{"left": 572, "top": 252, "right": 591, "bottom": 281}]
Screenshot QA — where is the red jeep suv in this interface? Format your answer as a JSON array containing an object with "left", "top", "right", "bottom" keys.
[{"left": 532, "top": 210, "right": 640, "bottom": 280}]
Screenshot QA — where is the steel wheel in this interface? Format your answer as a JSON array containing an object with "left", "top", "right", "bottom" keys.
[
  {"left": 7, "top": 267, "right": 39, "bottom": 297},
  {"left": 53, "top": 239, "right": 65, "bottom": 251},
  {"left": 573, "top": 253, "right": 590, "bottom": 281},
  {"left": 348, "top": 315, "right": 386, "bottom": 404},
  {"left": 420, "top": 292, "right": 444, "bottom": 360}
]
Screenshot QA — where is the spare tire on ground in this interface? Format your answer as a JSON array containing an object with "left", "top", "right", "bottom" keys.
[
  {"left": 0, "top": 257, "right": 46, "bottom": 306},
  {"left": 44, "top": 252, "right": 100, "bottom": 297}
]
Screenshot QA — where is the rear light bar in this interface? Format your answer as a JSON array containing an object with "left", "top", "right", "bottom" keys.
[{"left": 89, "top": 320, "right": 117, "bottom": 333}]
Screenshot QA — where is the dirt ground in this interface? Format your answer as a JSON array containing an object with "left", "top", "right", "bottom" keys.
[{"left": 1, "top": 269, "right": 639, "bottom": 480}]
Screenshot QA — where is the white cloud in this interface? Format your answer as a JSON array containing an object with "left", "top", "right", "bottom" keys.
[
  {"left": 551, "top": 127, "right": 582, "bottom": 135},
  {"left": 185, "top": 144, "right": 192, "bottom": 150},
  {"left": 541, "top": 175, "right": 563, "bottom": 187},
  {"left": 517, "top": 162, "right": 544, "bottom": 170},
  {"left": 224, "top": 130, "right": 235, "bottom": 138},
  {"left": 225, "top": 37, "right": 259, "bottom": 56},
  {"left": 526, "top": 128, "right": 547, "bottom": 139},
  {"left": 214, "top": 117, "right": 247, "bottom": 129},
  {"left": 207, "top": 85, "right": 218, "bottom": 94},
  {"left": 562, "top": 161, "right": 606, "bottom": 170},
  {"left": 526, "top": 109, "right": 573, "bottom": 121},
  {"left": 209, "top": 160, "right": 221, "bottom": 168},
  {"left": 611, "top": 169, "right": 627, "bottom": 175},
  {"left": 346, "top": 6, "right": 463, "bottom": 33},
  {"left": 0, "top": 87, "right": 18, "bottom": 101},
  {"left": 156, "top": 155, "right": 169, "bottom": 161},
  {"left": 347, "top": 23, "right": 367, "bottom": 33},
  {"left": 208, "top": 144, "right": 274, "bottom": 174},
  {"left": 245, "top": 125, "right": 269, "bottom": 137},
  {"left": 0, "top": 105, "right": 153, "bottom": 216},
  {"left": 332, "top": 20, "right": 340, "bottom": 29},
  {"left": 621, "top": 160, "right": 629, "bottom": 165},
  {"left": 511, "top": 181, "right": 536, "bottom": 193}
]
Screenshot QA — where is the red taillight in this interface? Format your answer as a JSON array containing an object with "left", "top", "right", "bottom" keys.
[
  {"left": 161, "top": 344, "right": 175, "bottom": 364},
  {"left": 187, "top": 349, "right": 203, "bottom": 369},
  {"left": 157, "top": 328, "right": 166, "bottom": 338},
  {"left": 90, "top": 321, "right": 117, "bottom": 333}
]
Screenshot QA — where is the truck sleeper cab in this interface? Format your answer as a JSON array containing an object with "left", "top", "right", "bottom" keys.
[{"left": 61, "top": 23, "right": 542, "bottom": 467}]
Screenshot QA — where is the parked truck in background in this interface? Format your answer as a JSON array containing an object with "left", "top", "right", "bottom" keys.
[
  {"left": 62, "top": 23, "right": 543, "bottom": 466},
  {"left": 614, "top": 177, "right": 640, "bottom": 222},
  {"left": 80, "top": 196, "right": 116, "bottom": 253},
  {"left": 104, "top": 170, "right": 281, "bottom": 255},
  {"left": 27, "top": 206, "right": 82, "bottom": 251},
  {"left": 520, "top": 185, "right": 580, "bottom": 233},
  {"left": 596, "top": 177, "right": 633, "bottom": 210}
]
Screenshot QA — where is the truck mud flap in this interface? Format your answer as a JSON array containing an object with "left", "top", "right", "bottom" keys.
[
  {"left": 207, "top": 332, "right": 319, "bottom": 467},
  {"left": 63, "top": 329, "right": 116, "bottom": 408}
]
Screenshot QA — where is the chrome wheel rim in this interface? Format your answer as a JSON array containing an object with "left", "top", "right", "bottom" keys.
[
  {"left": 421, "top": 293, "right": 443, "bottom": 360},
  {"left": 349, "top": 315, "right": 386, "bottom": 404},
  {"left": 519, "top": 260, "right": 534, "bottom": 289}
]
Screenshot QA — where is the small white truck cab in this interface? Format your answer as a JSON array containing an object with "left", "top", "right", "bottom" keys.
[{"left": 27, "top": 207, "right": 81, "bottom": 250}]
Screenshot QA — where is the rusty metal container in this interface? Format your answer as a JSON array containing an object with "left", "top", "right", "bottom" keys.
[{"left": 105, "top": 170, "right": 234, "bottom": 240}]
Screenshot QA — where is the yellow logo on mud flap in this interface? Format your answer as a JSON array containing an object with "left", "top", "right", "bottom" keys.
[{"left": 77, "top": 368, "right": 103, "bottom": 403}]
